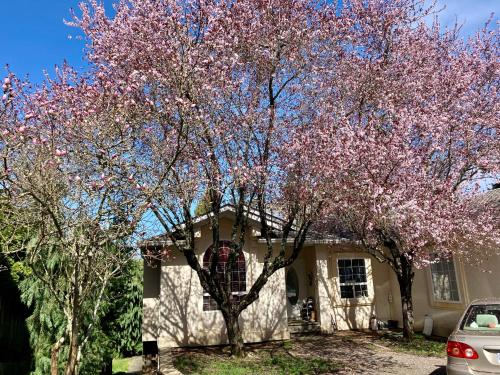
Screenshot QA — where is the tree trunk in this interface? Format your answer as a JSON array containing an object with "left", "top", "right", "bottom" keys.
[
  {"left": 222, "top": 310, "right": 244, "bottom": 357},
  {"left": 397, "top": 255, "right": 415, "bottom": 341},
  {"left": 51, "top": 336, "right": 65, "bottom": 375},
  {"left": 65, "top": 315, "right": 80, "bottom": 375}
]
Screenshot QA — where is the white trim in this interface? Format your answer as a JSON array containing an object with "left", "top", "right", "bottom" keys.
[
  {"left": 336, "top": 256, "right": 370, "bottom": 300},
  {"left": 257, "top": 238, "right": 356, "bottom": 245}
]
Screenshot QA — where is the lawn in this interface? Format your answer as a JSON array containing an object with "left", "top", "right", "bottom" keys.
[
  {"left": 112, "top": 357, "right": 129, "bottom": 374},
  {"left": 173, "top": 341, "right": 342, "bottom": 375},
  {"left": 374, "top": 332, "right": 447, "bottom": 357}
]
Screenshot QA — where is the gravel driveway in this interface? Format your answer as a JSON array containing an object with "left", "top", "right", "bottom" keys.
[{"left": 290, "top": 331, "right": 446, "bottom": 375}]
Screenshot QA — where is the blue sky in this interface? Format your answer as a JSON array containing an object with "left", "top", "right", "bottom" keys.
[{"left": 1, "top": 0, "right": 499, "bottom": 83}]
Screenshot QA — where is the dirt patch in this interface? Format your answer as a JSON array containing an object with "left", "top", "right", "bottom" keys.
[{"left": 289, "top": 332, "right": 446, "bottom": 375}]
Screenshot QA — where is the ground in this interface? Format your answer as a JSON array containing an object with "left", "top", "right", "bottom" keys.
[
  {"left": 112, "top": 355, "right": 142, "bottom": 374},
  {"left": 169, "top": 331, "right": 447, "bottom": 375}
]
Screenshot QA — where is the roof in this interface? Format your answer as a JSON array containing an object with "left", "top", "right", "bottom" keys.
[
  {"left": 141, "top": 205, "right": 353, "bottom": 248},
  {"left": 473, "top": 185, "right": 500, "bottom": 210}
]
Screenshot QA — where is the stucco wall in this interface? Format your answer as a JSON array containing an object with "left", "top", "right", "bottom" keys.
[
  {"left": 157, "top": 218, "right": 289, "bottom": 348},
  {"left": 315, "top": 245, "right": 393, "bottom": 332},
  {"left": 391, "top": 254, "right": 500, "bottom": 337},
  {"left": 143, "top": 260, "right": 160, "bottom": 342},
  {"left": 143, "top": 214, "right": 477, "bottom": 346}
]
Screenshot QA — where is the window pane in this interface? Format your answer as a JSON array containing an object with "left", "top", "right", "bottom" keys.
[
  {"left": 340, "top": 285, "right": 354, "bottom": 299},
  {"left": 338, "top": 258, "right": 369, "bottom": 298},
  {"left": 354, "top": 284, "right": 368, "bottom": 297},
  {"left": 203, "top": 295, "right": 219, "bottom": 311},
  {"left": 202, "top": 241, "right": 247, "bottom": 310},
  {"left": 431, "top": 259, "right": 459, "bottom": 302}
]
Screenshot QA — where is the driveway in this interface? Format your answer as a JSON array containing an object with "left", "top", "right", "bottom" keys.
[{"left": 291, "top": 331, "right": 446, "bottom": 375}]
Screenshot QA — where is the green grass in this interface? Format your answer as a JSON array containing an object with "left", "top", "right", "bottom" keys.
[
  {"left": 376, "top": 332, "right": 446, "bottom": 357},
  {"left": 174, "top": 349, "right": 341, "bottom": 375},
  {"left": 112, "top": 357, "right": 129, "bottom": 374}
]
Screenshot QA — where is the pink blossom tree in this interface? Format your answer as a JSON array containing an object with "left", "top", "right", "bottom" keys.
[
  {"left": 70, "top": 0, "right": 353, "bottom": 356},
  {"left": 0, "top": 68, "right": 183, "bottom": 374},
  {"left": 302, "top": 0, "right": 500, "bottom": 340}
]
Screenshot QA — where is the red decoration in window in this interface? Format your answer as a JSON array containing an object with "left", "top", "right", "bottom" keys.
[{"left": 202, "top": 241, "right": 246, "bottom": 311}]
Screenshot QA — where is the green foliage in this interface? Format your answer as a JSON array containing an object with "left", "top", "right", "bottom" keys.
[
  {"left": 1, "top": 211, "right": 142, "bottom": 374},
  {"left": 9, "top": 259, "right": 32, "bottom": 283},
  {"left": 102, "top": 259, "right": 143, "bottom": 357},
  {"left": 17, "top": 252, "right": 143, "bottom": 374},
  {"left": 19, "top": 263, "right": 68, "bottom": 375},
  {"left": 0, "top": 255, "right": 32, "bottom": 375},
  {"left": 77, "top": 327, "right": 114, "bottom": 375},
  {"left": 194, "top": 192, "right": 212, "bottom": 217}
]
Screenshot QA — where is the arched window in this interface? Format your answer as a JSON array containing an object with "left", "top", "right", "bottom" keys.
[{"left": 202, "top": 241, "right": 246, "bottom": 311}]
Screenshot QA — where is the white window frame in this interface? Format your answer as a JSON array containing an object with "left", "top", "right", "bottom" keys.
[
  {"left": 337, "top": 258, "right": 369, "bottom": 299},
  {"left": 429, "top": 257, "right": 462, "bottom": 304}
]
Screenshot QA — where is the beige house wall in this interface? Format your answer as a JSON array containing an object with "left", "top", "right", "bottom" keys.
[
  {"left": 152, "top": 218, "right": 289, "bottom": 348},
  {"left": 391, "top": 253, "right": 500, "bottom": 337},
  {"left": 143, "top": 260, "right": 161, "bottom": 342},
  {"left": 314, "top": 245, "right": 394, "bottom": 331},
  {"left": 144, "top": 212, "right": 498, "bottom": 345},
  {"left": 143, "top": 228, "right": 399, "bottom": 346}
]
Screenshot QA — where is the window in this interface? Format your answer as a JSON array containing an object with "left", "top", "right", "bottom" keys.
[
  {"left": 202, "top": 241, "right": 246, "bottom": 311},
  {"left": 338, "top": 258, "right": 368, "bottom": 298},
  {"left": 430, "top": 258, "right": 460, "bottom": 302},
  {"left": 460, "top": 304, "right": 500, "bottom": 331}
]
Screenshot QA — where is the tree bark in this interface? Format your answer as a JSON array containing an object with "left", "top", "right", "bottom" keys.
[
  {"left": 397, "top": 255, "right": 415, "bottom": 341},
  {"left": 65, "top": 314, "right": 80, "bottom": 375},
  {"left": 51, "top": 336, "right": 65, "bottom": 375},
  {"left": 222, "top": 310, "right": 244, "bottom": 357},
  {"left": 65, "top": 263, "right": 81, "bottom": 375}
]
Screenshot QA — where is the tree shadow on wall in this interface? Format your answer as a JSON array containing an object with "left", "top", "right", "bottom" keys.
[
  {"left": 157, "top": 264, "right": 288, "bottom": 348},
  {"left": 159, "top": 267, "right": 219, "bottom": 346},
  {"left": 316, "top": 257, "right": 376, "bottom": 331}
]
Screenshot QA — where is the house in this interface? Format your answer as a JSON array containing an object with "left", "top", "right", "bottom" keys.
[
  {"left": 409, "top": 184, "right": 500, "bottom": 337},
  {"left": 141, "top": 186, "right": 500, "bottom": 352}
]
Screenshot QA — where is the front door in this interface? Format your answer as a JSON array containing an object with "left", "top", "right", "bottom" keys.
[{"left": 286, "top": 261, "right": 306, "bottom": 320}]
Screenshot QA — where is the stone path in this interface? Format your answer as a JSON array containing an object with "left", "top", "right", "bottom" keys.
[
  {"left": 127, "top": 356, "right": 143, "bottom": 374},
  {"left": 159, "top": 349, "right": 183, "bottom": 375}
]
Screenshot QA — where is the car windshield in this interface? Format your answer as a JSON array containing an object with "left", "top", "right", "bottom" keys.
[{"left": 461, "top": 304, "right": 500, "bottom": 331}]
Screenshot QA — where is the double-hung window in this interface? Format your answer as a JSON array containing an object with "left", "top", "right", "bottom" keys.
[
  {"left": 338, "top": 258, "right": 368, "bottom": 298},
  {"left": 430, "top": 258, "right": 460, "bottom": 302}
]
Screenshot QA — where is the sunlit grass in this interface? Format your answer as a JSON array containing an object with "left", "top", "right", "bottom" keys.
[
  {"left": 112, "top": 357, "right": 129, "bottom": 374},
  {"left": 377, "top": 332, "right": 446, "bottom": 357}
]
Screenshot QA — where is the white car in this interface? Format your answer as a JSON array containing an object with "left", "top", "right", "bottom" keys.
[{"left": 446, "top": 298, "right": 500, "bottom": 375}]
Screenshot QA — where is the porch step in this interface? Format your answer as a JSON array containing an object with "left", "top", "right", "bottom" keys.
[{"left": 288, "top": 319, "right": 321, "bottom": 334}]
